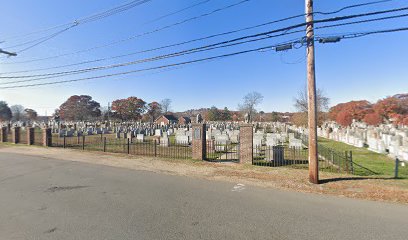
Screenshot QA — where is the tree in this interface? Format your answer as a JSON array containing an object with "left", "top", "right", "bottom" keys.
[
  {"left": 221, "top": 107, "right": 232, "bottom": 121},
  {"left": 373, "top": 97, "right": 404, "bottom": 122},
  {"left": 271, "top": 111, "right": 281, "bottom": 122},
  {"left": 111, "top": 96, "right": 146, "bottom": 121},
  {"left": 10, "top": 105, "right": 25, "bottom": 121},
  {"left": 293, "top": 87, "right": 329, "bottom": 126},
  {"left": 291, "top": 112, "right": 308, "bottom": 127},
  {"left": 363, "top": 112, "right": 382, "bottom": 126},
  {"left": 294, "top": 88, "right": 329, "bottom": 113},
  {"left": 146, "top": 101, "right": 162, "bottom": 122},
  {"left": 24, "top": 108, "right": 38, "bottom": 120},
  {"left": 330, "top": 101, "right": 372, "bottom": 121},
  {"left": 58, "top": 95, "right": 101, "bottom": 121},
  {"left": 336, "top": 110, "right": 353, "bottom": 127},
  {"left": 0, "top": 101, "right": 12, "bottom": 121},
  {"left": 206, "top": 106, "right": 220, "bottom": 121},
  {"left": 160, "top": 98, "right": 172, "bottom": 113},
  {"left": 238, "top": 91, "right": 264, "bottom": 120}
]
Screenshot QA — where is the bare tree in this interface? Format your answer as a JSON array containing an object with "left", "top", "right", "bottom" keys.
[
  {"left": 238, "top": 92, "right": 264, "bottom": 120},
  {"left": 293, "top": 87, "right": 329, "bottom": 126},
  {"left": 10, "top": 105, "right": 25, "bottom": 121},
  {"left": 160, "top": 98, "right": 172, "bottom": 113}
]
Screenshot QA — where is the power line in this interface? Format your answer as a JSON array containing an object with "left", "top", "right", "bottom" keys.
[
  {"left": 7, "top": 0, "right": 153, "bottom": 53},
  {"left": 1, "top": 0, "right": 250, "bottom": 63},
  {"left": 5, "top": 10, "right": 408, "bottom": 76},
  {"left": 0, "top": 0, "right": 152, "bottom": 44},
  {"left": 144, "top": 0, "right": 212, "bottom": 24},
  {"left": 0, "top": 29, "right": 305, "bottom": 84},
  {"left": 2, "top": 0, "right": 390, "bottom": 65},
  {"left": 3, "top": 24, "right": 408, "bottom": 90},
  {"left": 0, "top": 39, "right": 304, "bottom": 89},
  {"left": 2, "top": 5, "right": 408, "bottom": 81}
]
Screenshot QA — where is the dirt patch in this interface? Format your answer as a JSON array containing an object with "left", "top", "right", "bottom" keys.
[{"left": 1, "top": 145, "right": 407, "bottom": 204}]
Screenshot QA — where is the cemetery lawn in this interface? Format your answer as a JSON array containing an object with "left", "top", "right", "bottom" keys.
[{"left": 318, "top": 138, "right": 408, "bottom": 179}]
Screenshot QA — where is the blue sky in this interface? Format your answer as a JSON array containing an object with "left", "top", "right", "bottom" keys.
[{"left": 0, "top": 0, "right": 407, "bottom": 116}]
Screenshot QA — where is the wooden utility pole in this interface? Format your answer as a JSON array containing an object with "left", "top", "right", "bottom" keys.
[{"left": 305, "top": 0, "right": 319, "bottom": 184}]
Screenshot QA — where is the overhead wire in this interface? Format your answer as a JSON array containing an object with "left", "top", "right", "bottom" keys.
[
  {"left": 2, "top": 5, "right": 408, "bottom": 81},
  {"left": 1, "top": 0, "right": 390, "bottom": 65},
  {"left": 1, "top": 0, "right": 250, "bottom": 63},
  {"left": 3, "top": 25, "right": 408, "bottom": 90},
  {"left": 0, "top": 0, "right": 151, "bottom": 43}
]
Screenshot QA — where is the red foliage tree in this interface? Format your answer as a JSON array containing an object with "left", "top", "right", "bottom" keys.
[
  {"left": 335, "top": 111, "right": 353, "bottom": 127},
  {"left": 145, "top": 101, "right": 162, "bottom": 122},
  {"left": 363, "top": 112, "right": 382, "bottom": 126},
  {"left": 58, "top": 95, "right": 101, "bottom": 121},
  {"left": 329, "top": 100, "right": 372, "bottom": 125},
  {"left": 373, "top": 97, "right": 403, "bottom": 121},
  {"left": 111, "top": 97, "right": 146, "bottom": 121}
]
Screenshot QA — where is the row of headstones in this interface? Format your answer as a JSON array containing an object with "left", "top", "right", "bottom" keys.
[
  {"left": 56, "top": 127, "right": 111, "bottom": 137},
  {"left": 294, "top": 121, "right": 408, "bottom": 161},
  {"left": 317, "top": 121, "right": 408, "bottom": 161}
]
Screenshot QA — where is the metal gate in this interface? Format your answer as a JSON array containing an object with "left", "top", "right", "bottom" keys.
[{"left": 206, "top": 139, "right": 239, "bottom": 163}]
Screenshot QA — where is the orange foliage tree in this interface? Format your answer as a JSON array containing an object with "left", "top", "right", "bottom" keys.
[{"left": 111, "top": 97, "right": 146, "bottom": 121}]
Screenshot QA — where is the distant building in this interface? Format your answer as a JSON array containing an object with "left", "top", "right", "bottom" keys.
[
  {"left": 155, "top": 115, "right": 178, "bottom": 125},
  {"left": 178, "top": 116, "right": 191, "bottom": 125}
]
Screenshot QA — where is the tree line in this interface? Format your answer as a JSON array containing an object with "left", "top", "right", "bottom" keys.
[
  {"left": 0, "top": 101, "right": 38, "bottom": 121},
  {"left": 329, "top": 94, "right": 408, "bottom": 126},
  {"left": 1, "top": 90, "right": 300, "bottom": 123},
  {"left": 53, "top": 95, "right": 173, "bottom": 122}
]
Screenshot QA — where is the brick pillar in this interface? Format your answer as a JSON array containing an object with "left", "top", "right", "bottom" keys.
[
  {"left": 42, "top": 128, "right": 52, "bottom": 147},
  {"left": 239, "top": 124, "right": 253, "bottom": 164},
  {"left": 0, "top": 127, "right": 7, "bottom": 142},
  {"left": 27, "top": 127, "right": 35, "bottom": 145},
  {"left": 12, "top": 127, "right": 20, "bottom": 144},
  {"left": 192, "top": 123, "right": 206, "bottom": 160}
]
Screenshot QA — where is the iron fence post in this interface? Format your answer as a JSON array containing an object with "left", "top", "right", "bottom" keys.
[
  {"left": 349, "top": 151, "right": 354, "bottom": 175},
  {"left": 82, "top": 135, "right": 85, "bottom": 150},
  {"left": 63, "top": 136, "right": 66, "bottom": 149},
  {"left": 395, "top": 157, "right": 399, "bottom": 179},
  {"left": 127, "top": 138, "right": 130, "bottom": 154},
  {"left": 345, "top": 151, "right": 349, "bottom": 174},
  {"left": 154, "top": 140, "right": 157, "bottom": 157},
  {"left": 103, "top": 137, "right": 106, "bottom": 152}
]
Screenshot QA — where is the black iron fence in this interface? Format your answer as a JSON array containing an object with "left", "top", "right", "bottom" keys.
[
  {"left": 51, "top": 135, "right": 192, "bottom": 159},
  {"left": 253, "top": 144, "right": 355, "bottom": 174},
  {"left": 206, "top": 140, "right": 239, "bottom": 162}
]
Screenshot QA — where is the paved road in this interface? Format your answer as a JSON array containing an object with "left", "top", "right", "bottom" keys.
[{"left": 0, "top": 152, "right": 407, "bottom": 240}]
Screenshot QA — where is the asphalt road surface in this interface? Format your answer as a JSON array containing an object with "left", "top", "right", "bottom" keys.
[{"left": 0, "top": 152, "right": 407, "bottom": 240}]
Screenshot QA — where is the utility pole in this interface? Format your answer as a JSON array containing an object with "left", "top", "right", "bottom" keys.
[{"left": 305, "top": 0, "right": 319, "bottom": 184}]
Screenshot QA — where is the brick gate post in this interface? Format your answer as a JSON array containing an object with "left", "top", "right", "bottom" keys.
[
  {"left": 27, "top": 127, "right": 35, "bottom": 145},
  {"left": 12, "top": 127, "right": 20, "bottom": 144},
  {"left": 239, "top": 124, "right": 253, "bottom": 164},
  {"left": 192, "top": 123, "right": 206, "bottom": 160},
  {"left": 43, "top": 128, "right": 52, "bottom": 147},
  {"left": 0, "top": 127, "right": 7, "bottom": 142}
]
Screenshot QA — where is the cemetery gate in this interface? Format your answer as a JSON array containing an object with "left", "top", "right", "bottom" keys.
[{"left": 205, "top": 134, "right": 240, "bottom": 163}]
